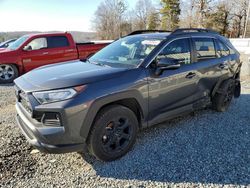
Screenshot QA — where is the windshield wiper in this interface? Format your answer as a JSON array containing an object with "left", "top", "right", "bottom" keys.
[
  {"left": 82, "top": 58, "right": 111, "bottom": 67},
  {"left": 89, "top": 60, "right": 111, "bottom": 67},
  {"left": 81, "top": 58, "right": 91, "bottom": 64}
]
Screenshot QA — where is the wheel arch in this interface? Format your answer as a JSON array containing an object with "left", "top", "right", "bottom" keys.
[
  {"left": 0, "top": 63, "right": 20, "bottom": 83},
  {"left": 11, "top": 63, "right": 20, "bottom": 75},
  {"left": 80, "top": 91, "right": 147, "bottom": 142}
]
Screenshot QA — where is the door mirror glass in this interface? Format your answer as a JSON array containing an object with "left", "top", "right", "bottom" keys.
[{"left": 157, "top": 58, "right": 181, "bottom": 70}]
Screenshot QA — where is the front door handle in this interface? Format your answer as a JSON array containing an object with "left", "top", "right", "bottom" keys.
[
  {"left": 43, "top": 52, "right": 49, "bottom": 55},
  {"left": 185, "top": 72, "right": 196, "bottom": 79},
  {"left": 65, "top": 49, "right": 74, "bottom": 52}
]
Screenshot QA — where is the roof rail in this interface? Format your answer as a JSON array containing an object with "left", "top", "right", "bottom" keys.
[
  {"left": 127, "top": 30, "right": 171, "bottom": 36},
  {"left": 172, "top": 28, "right": 218, "bottom": 34}
]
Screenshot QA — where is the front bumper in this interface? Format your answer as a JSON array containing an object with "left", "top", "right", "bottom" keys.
[{"left": 15, "top": 101, "right": 87, "bottom": 154}]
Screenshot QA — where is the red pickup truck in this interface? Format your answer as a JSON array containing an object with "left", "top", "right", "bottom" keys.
[{"left": 0, "top": 32, "right": 110, "bottom": 83}]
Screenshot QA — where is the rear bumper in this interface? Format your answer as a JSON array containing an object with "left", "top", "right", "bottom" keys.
[{"left": 15, "top": 103, "right": 86, "bottom": 154}]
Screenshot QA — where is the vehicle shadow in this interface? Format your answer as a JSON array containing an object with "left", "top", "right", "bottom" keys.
[
  {"left": 80, "top": 94, "right": 250, "bottom": 186},
  {"left": 0, "top": 83, "right": 14, "bottom": 87}
]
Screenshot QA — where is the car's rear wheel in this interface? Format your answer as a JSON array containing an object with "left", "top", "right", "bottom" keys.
[
  {"left": 0, "top": 64, "right": 18, "bottom": 84},
  {"left": 212, "top": 79, "right": 235, "bottom": 112},
  {"left": 88, "top": 105, "right": 138, "bottom": 161}
]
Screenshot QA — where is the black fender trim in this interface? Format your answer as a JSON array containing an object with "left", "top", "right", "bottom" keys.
[
  {"left": 211, "top": 75, "right": 231, "bottom": 97},
  {"left": 79, "top": 90, "right": 148, "bottom": 141},
  {"left": 212, "top": 77, "right": 241, "bottom": 98},
  {"left": 234, "top": 80, "right": 241, "bottom": 98},
  {"left": 212, "top": 62, "right": 242, "bottom": 97}
]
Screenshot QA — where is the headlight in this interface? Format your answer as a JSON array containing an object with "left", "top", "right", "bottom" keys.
[{"left": 33, "top": 86, "right": 85, "bottom": 104}]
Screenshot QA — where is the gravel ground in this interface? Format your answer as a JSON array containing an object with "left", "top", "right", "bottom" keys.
[{"left": 0, "top": 81, "right": 250, "bottom": 188}]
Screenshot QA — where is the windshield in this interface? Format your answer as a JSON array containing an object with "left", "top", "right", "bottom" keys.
[
  {"left": 89, "top": 36, "right": 163, "bottom": 68},
  {"left": 8, "top": 36, "right": 29, "bottom": 50}
]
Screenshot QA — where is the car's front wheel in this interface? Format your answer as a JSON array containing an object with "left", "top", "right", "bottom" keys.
[
  {"left": 0, "top": 64, "right": 18, "bottom": 84},
  {"left": 212, "top": 79, "right": 236, "bottom": 112},
  {"left": 88, "top": 105, "right": 138, "bottom": 161}
]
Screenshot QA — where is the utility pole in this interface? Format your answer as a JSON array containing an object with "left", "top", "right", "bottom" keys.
[{"left": 244, "top": 0, "right": 250, "bottom": 38}]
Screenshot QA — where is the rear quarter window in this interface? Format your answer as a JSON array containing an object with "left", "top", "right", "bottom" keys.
[
  {"left": 47, "top": 36, "right": 69, "bottom": 48},
  {"left": 214, "top": 39, "right": 230, "bottom": 57}
]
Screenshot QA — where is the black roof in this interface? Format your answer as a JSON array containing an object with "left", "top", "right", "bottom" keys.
[
  {"left": 128, "top": 32, "right": 171, "bottom": 39},
  {"left": 126, "top": 28, "right": 220, "bottom": 38},
  {"left": 127, "top": 30, "right": 171, "bottom": 36}
]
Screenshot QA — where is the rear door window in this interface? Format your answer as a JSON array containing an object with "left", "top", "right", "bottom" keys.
[
  {"left": 47, "top": 36, "right": 69, "bottom": 48},
  {"left": 193, "top": 38, "right": 216, "bottom": 61}
]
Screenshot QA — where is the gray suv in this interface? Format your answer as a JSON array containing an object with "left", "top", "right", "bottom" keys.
[{"left": 14, "top": 29, "right": 241, "bottom": 161}]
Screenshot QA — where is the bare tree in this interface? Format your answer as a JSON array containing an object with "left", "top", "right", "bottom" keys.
[
  {"left": 93, "top": 0, "right": 128, "bottom": 39},
  {"left": 148, "top": 8, "right": 161, "bottom": 30},
  {"left": 193, "top": 0, "right": 213, "bottom": 28},
  {"left": 133, "top": 0, "right": 154, "bottom": 30},
  {"left": 231, "top": 0, "right": 248, "bottom": 37},
  {"left": 179, "top": 0, "right": 197, "bottom": 28},
  {"left": 244, "top": 0, "right": 250, "bottom": 37},
  {"left": 92, "top": 0, "right": 250, "bottom": 39},
  {"left": 179, "top": 0, "right": 248, "bottom": 37}
]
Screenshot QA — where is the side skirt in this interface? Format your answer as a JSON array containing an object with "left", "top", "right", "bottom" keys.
[{"left": 146, "top": 97, "right": 211, "bottom": 128}]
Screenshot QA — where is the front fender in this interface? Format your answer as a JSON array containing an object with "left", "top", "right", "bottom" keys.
[
  {"left": 79, "top": 90, "right": 148, "bottom": 141},
  {"left": 0, "top": 51, "right": 23, "bottom": 74}
]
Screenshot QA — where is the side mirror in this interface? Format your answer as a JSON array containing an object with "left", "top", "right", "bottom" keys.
[
  {"left": 23, "top": 45, "right": 32, "bottom": 51},
  {"left": 155, "top": 58, "right": 180, "bottom": 75},
  {"left": 157, "top": 57, "right": 180, "bottom": 69}
]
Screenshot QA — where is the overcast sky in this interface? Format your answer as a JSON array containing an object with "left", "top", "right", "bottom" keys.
[{"left": 0, "top": 0, "right": 147, "bottom": 32}]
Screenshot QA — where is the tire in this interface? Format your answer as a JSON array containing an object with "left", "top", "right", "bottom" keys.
[
  {"left": 0, "top": 64, "right": 19, "bottom": 84},
  {"left": 212, "top": 79, "right": 235, "bottom": 112},
  {"left": 88, "top": 105, "right": 138, "bottom": 161}
]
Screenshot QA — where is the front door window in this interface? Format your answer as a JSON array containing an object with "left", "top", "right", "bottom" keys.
[
  {"left": 158, "top": 38, "right": 191, "bottom": 65},
  {"left": 25, "top": 38, "right": 47, "bottom": 51}
]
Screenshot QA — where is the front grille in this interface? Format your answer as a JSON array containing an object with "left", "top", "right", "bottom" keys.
[
  {"left": 20, "top": 91, "right": 32, "bottom": 113},
  {"left": 14, "top": 85, "right": 20, "bottom": 100},
  {"left": 15, "top": 86, "right": 32, "bottom": 114}
]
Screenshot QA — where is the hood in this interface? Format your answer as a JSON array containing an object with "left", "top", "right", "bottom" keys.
[
  {"left": 14, "top": 60, "right": 127, "bottom": 92},
  {"left": 0, "top": 48, "right": 12, "bottom": 53}
]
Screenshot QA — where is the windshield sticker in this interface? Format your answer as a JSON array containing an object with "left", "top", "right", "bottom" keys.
[{"left": 142, "top": 40, "right": 161, "bottom": 46}]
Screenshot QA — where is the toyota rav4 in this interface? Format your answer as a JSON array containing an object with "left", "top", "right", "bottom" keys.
[{"left": 14, "top": 29, "right": 241, "bottom": 161}]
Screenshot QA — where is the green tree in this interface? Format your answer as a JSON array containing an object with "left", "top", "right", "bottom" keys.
[
  {"left": 160, "top": 0, "right": 181, "bottom": 30},
  {"left": 207, "top": 3, "right": 230, "bottom": 36}
]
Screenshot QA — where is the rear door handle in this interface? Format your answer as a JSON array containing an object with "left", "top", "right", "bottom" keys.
[
  {"left": 219, "top": 63, "right": 226, "bottom": 69},
  {"left": 43, "top": 52, "right": 49, "bottom": 55},
  {"left": 185, "top": 72, "right": 196, "bottom": 79}
]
